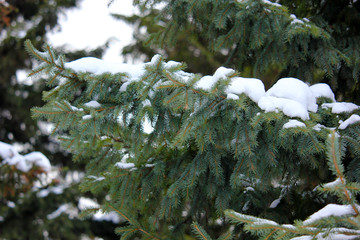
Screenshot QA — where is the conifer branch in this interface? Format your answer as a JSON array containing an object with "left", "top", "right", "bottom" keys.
[
  {"left": 329, "top": 131, "right": 359, "bottom": 216},
  {"left": 191, "top": 222, "right": 213, "bottom": 240},
  {"left": 25, "top": 40, "right": 51, "bottom": 64},
  {"left": 108, "top": 203, "right": 161, "bottom": 240}
]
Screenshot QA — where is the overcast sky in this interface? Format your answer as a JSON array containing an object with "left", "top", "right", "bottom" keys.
[{"left": 48, "top": 0, "right": 136, "bottom": 62}]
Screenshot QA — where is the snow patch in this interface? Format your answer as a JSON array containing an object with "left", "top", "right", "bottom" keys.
[
  {"left": 164, "top": 61, "right": 182, "bottom": 69},
  {"left": 84, "top": 100, "right": 101, "bottom": 108},
  {"left": 262, "top": 0, "right": 282, "bottom": 7},
  {"left": 310, "top": 83, "right": 335, "bottom": 102},
  {"left": 7, "top": 201, "right": 15, "bottom": 208},
  {"left": 267, "top": 78, "right": 317, "bottom": 112},
  {"left": 290, "top": 14, "right": 304, "bottom": 24},
  {"left": 0, "top": 141, "right": 51, "bottom": 172},
  {"left": 322, "top": 102, "right": 359, "bottom": 114},
  {"left": 147, "top": 54, "right": 162, "bottom": 66},
  {"left": 323, "top": 178, "right": 343, "bottom": 188},
  {"left": 195, "top": 66, "right": 235, "bottom": 91},
  {"left": 283, "top": 120, "right": 306, "bottom": 129},
  {"left": 88, "top": 175, "right": 105, "bottom": 181},
  {"left": 258, "top": 96, "right": 310, "bottom": 120},
  {"left": 269, "top": 198, "right": 281, "bottom": 208},
  {"left": 290, "top": 237, "right": 312, "bottom": 240},
  {"left": 115, "top": 162, "right": 135, "bottom": 169},
  {"left": 258, "top": 78, "right": 320, "bottom": 120},
  {"left": 47, "top": 203, "right": 78, "bottom": 220},
  {"left": 142, "top": 99, "right": 151, "bottom": 107},
  {"left": 339, "top": 114, "right": 360, "bottom": 130},
  {"left": 82, "top": 114, "right": 92, "bottom": 120},
  {"left": 37, "top": 185, "right": 66, "bottom": 198},
  {"left": 78, "top": 197, "right": 100, "bottom": 210},
  {"left": 303, "top": 204, "right": 359, "bottom": 225},
  {"left": 23, "top": 152, "right": 51, "bottom": 172},
  {"left": 78, "top": 197, "right": 120, "bottom": 223},
  {"left": 227, "top": 93, "right": 239, "bottom": 100},
  {"left": 313, "top": 124, "right": 326, "bottom": 131},
  {"left": 65, "top": 57, "right": 145, "bottom": 80},
  {"left": 71, "top": 106, "right": 83, "bottom": 111},
  {"left": 225, "top": 77, "right": 265, "bottom": 103}
]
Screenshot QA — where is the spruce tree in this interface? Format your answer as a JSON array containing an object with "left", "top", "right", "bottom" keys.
[{"left": 26, "top": 32, "right": 360, "bottom": 240}]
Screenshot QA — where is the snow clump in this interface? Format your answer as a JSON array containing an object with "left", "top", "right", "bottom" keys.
[
  {"left": 195, "top": 67, "right": 235, "bottom": 91},
  {"left": 84, "top": 100, "right": 101, "bottom": 108},
  {"left": 0, "top": 141, "right": 51, "bottom": 172},
  {"left": 65, "top": 57, "right": 145, "bottom": 80},
  {"left": 339, "top": 114, "right": 360, "bottom": 130},
  {"left": 322, "top": 102, "right": 360, "bottom": 114},
  {"left": 310, "top": 83, "right": 335, "bottom": 102},
  {"left": 225, "top": 77, "right": 265, "bottom": 102},
  {"left": 303, "top": 204, "right": 359, "bottom": 225},
  {"left": 258, "top": 78, "right": 317, "bottom": 120},
  {"left": 283, "top": 120, "right": 306, "bottom": 129}
]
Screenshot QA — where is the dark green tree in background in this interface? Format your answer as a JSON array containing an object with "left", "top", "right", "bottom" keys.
[
  {"left": 0, "top": 1, "right": 118, "bottom": 239},
  {"left": 26, "top": 0, "right": 360, "bottom": 239}
]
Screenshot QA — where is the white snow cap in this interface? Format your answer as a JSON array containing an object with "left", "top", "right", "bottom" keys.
[
  {"left": 78, "top": 197, "right": 120, "bottom": 223},
  {"left": 47, "top": 203, "right": 78, "bottom": 220},
  {"left": 267, "top": 78, "right": 318, "bottom": 112},
  {"left": 0, "top": 141, "right": 51, "bottom": 172},
  {"left": 290, "top": 14, "right": 304, "bottom": 24},
  {"left": 323, "top": 178, "right": 343, "bottom": 188},
  {"left": 115, "top": 162, "right": 135, "bottom": 169},
  {"left": 283, "top": 119, "right": 306, "bottom": 129},
  {"left": 322, "top": 102, "right": 360, "bottom": 114},
  {"left": 310, "top": 83, "right": 335, "bottom": 102},
  {"left": 258, "top": 96, "right": 310, "bottom": 120},
  {"left": 291, "top": 234, "right": 359, "bottom": 240},
  {"left": 23, "top": 152, "right": 51, "bottom": 172},
  {"left": 339, "top": 114, "right": 360, "bottom": 130},
  {"left": 84, "top": 100, "right": 101, "bottom": 108},
  {"left": 303, "top": 204, "right": 359, "bottom": 225},
  {"left": 225, "top": 77, "right": 265, "bottom": 103},
  {"left": 195, "top": 66, "right": 235, "bottom": 91},
  {"left": 37, "top": 185, "right": 66, "bottom": 198},
  {"left": 65, "top": 57, "right": 145, "bottom": 80},
  {"left": 262, "top": 0, "right": 282, "bottom": 7},
  {"left": 164, "top": 60, "right": 182, "bottom": 69},
  {"left": 82, "top": 114, "right": 92, "bottom": 120},
  {"left": 258, "top": 78, "right": 318, "bottom": 120}
]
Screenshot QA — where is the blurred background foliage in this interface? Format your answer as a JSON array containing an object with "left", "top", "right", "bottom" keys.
[{"left": 0, "top": 1, "right": 117, "bottom": 239}]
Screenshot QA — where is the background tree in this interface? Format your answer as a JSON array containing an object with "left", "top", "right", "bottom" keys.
[{"left": 0, "top": 1, "right": 118, "bottom": 239}]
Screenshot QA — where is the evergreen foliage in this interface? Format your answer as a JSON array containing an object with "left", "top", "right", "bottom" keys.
[{"left": 27, "top": 38, "right": 360, "bottom": 239}]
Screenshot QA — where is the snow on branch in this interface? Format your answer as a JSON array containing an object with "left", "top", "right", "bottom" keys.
[{"left": 0, "top": 141, "right": 51, "bottom": 172}]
